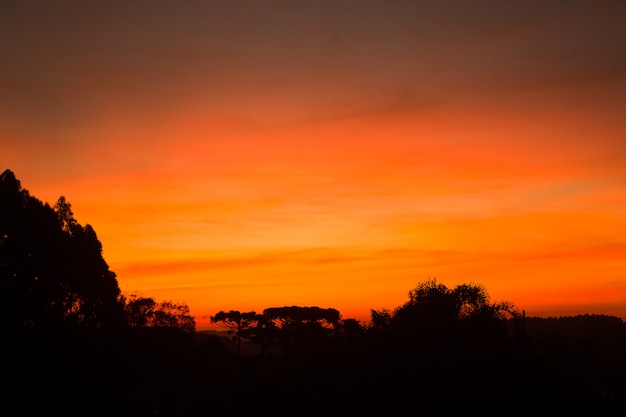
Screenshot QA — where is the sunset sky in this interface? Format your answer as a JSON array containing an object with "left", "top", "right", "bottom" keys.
[{"left": 2, "top": 1, "right": 625, "bottom": 330}]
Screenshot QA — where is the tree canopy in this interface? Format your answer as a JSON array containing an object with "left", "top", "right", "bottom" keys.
[
  {"left": 370, "top": 278, "right": 520, "bottom": 355},
  {"left": 124, "top": 295, "right": 196, "bottom": 333},
  {"left": 0, "top": 169, "right": 124, "bottom": 332},
  {"left": 0, "top": 169, "right": 195, "bottom": 334},
  {"left": 263, "top": 306, "right": 341, "bottom": 329}
]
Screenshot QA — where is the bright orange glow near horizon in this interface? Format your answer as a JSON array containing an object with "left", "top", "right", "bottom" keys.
[{"left": 2, "top": 1, "right": 626, "bottom": 330}]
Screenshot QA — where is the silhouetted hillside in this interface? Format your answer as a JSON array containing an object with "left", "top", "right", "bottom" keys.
[{"left": 524, "top": 314, "right": 626, "bottom": 361}]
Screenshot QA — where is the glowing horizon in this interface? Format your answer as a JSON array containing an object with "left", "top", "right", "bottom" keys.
[{"left": 2, "top": 1, "right": 625, "bottom": 330}]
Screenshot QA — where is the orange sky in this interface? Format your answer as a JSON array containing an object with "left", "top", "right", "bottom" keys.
[{"left": 2, "top": 1, "right": 626, "bottom": 330}]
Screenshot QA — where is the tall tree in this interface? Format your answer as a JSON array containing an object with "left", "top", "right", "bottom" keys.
[
  {"left": 210, "top": 310, "right": 263, "bottom": 357},
  {"left": 263, "top": 306, "right": 341, "bottom": 352},
  {"left": 0, "top": 169, "right": 124, "bottom": 332}
]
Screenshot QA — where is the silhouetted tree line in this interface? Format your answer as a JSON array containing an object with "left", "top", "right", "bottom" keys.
[
  {"left": 210, "top": 305, "right": 343, "bottom": 356},
  {"left": 207, "top": 283, "right": 626, "bottom": 415},
  {"left": 2, "top": 169, "right": 626, "bottom": 416}
]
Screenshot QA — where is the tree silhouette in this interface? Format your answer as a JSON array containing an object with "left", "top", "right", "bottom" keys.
[
  {"left": 0, "top": 169, "right": 124, "bottom": 333},
  {"left": 393, "top": 278, "right": 518, "bottom": 323},
  {"left": 210, "top": 310, "right": 263, "bottom": 357},
  {"left": 263, "top": 306, "right": 341, "bottom": 329},
  {"left": 369, "top": 307, "right": 393, "bottom": 331},
  {"left": 0, "top": 170, "right": 208, "bottom": 414},
  {"left": 369, "top": 278, "right": 519, "bottom": 357},
  {"left": 262, "top": 306, "right": 341, "bottom": 354},
  {"left": 340, "top": 318, "right": 365, "bottom": 338},
  {"left": 124, "top": 294, "right": 196, "bottom": 332}
]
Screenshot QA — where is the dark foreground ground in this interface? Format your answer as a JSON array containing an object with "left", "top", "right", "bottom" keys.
[{"left": 3, "top": 317, "right": 626, "bottom": 416}]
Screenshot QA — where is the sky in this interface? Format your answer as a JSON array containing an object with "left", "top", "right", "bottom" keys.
[{"left": 2, "top": 0, "right": 626, "bottom": 330}]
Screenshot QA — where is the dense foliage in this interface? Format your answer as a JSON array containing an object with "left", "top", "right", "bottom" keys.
[
  {"left": 123, "top": 294, "right": 196, "bottom": 332},
  {"left": 0, "top": 170, "right": 124, "bottom": 332}
]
